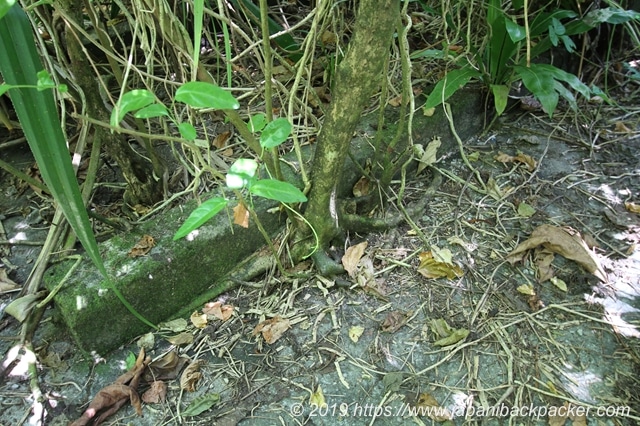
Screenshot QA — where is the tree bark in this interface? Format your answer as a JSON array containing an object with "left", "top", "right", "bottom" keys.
[{"left": 294, "top": 0, "right": 400, "bottom": 257}]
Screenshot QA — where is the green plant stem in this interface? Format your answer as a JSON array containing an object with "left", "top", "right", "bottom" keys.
[
  {"left": 524, "top": 0, "right": 531, "bottom": 67},
  {"left": 259, "top": 0, "right": 283, "bottom": 182},
  {"left": 444, "top": 102, "right": 487, "bottom": 193}
]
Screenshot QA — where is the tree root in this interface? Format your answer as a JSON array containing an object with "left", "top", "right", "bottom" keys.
[{"left": 339, "top": 169, "right": 442, "bottom": 234}]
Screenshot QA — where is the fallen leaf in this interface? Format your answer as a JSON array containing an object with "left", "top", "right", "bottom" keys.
[
  {"left": 159, "top": 318, "right": 188, "bottom": 332},
  {"left": 190, "top": 311, "right": 208, "bottom": 329},
  {"left": 517, "top": 202, "right": 536, "bottom": 218},
  {"left": 182, "top": 393, "right": 220, "bottom": 416},
  {"left": 415, "top": 393, "right": 451, "bottom": 421},
  {"left": 180, "top": 360, "right": 204, "bottom": 392},
  {"left": 252, "top": 316, "right": 290, "bottom": 344},
  {"left": 136, "top": 333, "right": 155, "bottom": 350},
  {"left": 309, "top": 385, "right": 327, "bottom": 408},
  {"left": 549, "top": 276, "right": 567, "bottom": 292},
  {"left": 71, "top": 349, "right": 148, "bottom": 426},
  {"left": 142, "top": 381, "right": 167, "bottom": 404},
  {"left": 233, "top": 202, "right": 249, "bottom": 228},
  {"left": 145, "top": 351, "right": 188, "bottom": 382},
  {"left": 626, "top": 202, "right": 640, "bottom": 214},
  {"left": 615, "top": 121, "right": 632, "bottom": 133},
  {"left": 388, "top": 94, "right": 403, "bottom": 107},
  {"left": 381, "top": 311, "right": 408, "bottom": 333},
  {"left": 166, "top": 332, "right": 194, "bottom": 346},
  {"left": 352, "top": 175, "right": 371, "bottom": 197},
  {"left": 517, "top": 284, "right": 535, "bottom": 295},
  {"left": 128, "top": 235, "right": 155, "bottom": 258},
  {"left": 211, "top": 130, "right": 231, "bottom": 149},
  {"left": 203, "top": 301, "right": 234, "bottom": 321},
  {"left": 348, "top": 325, "right": 364, "bottom": 343},
  {"left": 382, "top": 372, "right": 403, "bottom": 393},
  {"left": 342, "top": 241, "right": 368, "bottom": 277},
  {"left": 0, "top": 268, "right": 19, "bottom": 292},
  {"left": 417, "top": 250, "right": 464, "bottom": 280},
  {"left": 507, "top": 224, "right": 606, "bottom": 281},
  {"left": 534, "top": 248, "right": 555, "bottom": 282},
  {"left": 415, "top": 137, "right": 441, "bottom": 174},
  {"left": 429, "top": 318, "right": 469, "bottom": 347},
  {"left": 514, "top": 152, "right": 537, "bottom": 171}
]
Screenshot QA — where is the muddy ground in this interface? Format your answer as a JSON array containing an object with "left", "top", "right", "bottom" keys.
[{"left": 1, "top": 105, "right": 640, "bottom": 425}]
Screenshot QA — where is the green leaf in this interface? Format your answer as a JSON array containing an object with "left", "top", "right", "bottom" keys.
[
  {"left": 226, "top": 158, "right": 258, "bottom": 189},
  {"left": 490, "top": 84, "right": 509, "bottom": 116},
  {"left": 110, "top": 89, "right": 155, "bottom": 126},
  {"left": 125, "top": 352, "right": 137, "bottom": 370},
  {"left": 247, "top": 113, "right": 267, "bottom": 133},
  {"left": 260, "top": 118, "right": 292, "bottom": 148},
  {"left": 583, "top": 7, "right": 640, "bottom": 26},
  {"left": 36, "top": 69, "right": 55, "bottom": 90},
  {"left": 249, "top": 179, "right": 307, "bottom": 203},
  {"left": 424, "top": 66, "right": 481, "bottom": 109},
  {"left": 504, "top": 19, "right": 526, "bottom": 42},
  {"left": 134, "top": 103, "right": 169, "bottom": 119},
  {"left": 0, "top": 6, "right": 107, "bottom": 277},
  {"left": 182, "top": 393, "right": 220, "bottom": 417},
  {"left": 175, "top": 81, "right": 239, "bottom": 109},
  {"left": 0, "top": 84, "right": 10, "bottom": 96},
  {"left": 0, "top": 8, "right": 157, "bottom": 330},
  {"left": 0, "top": 0, "right": 16, "bottom": 20},
  {"left": 173, "top": 197, "right": 228, "bottom": 240},
  {"left": 410, "top": 49, "right": 447, "bottom": 60},
  {"left": 179, "top": 122, "right": 197, "bottom": 140}
]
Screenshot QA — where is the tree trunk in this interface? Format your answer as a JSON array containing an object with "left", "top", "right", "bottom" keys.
[{"left": 293, "top": 0, "right": 400, "bottom": 257}]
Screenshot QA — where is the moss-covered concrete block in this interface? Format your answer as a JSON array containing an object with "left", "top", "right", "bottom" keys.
[{"left": 45, "top": 196, "right": 283, "bottom": 355}]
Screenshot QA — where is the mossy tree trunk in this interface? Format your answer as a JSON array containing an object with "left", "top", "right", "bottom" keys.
[
  {"left": 56, "top": 0, "right": 165, "bottom": 208},
  {"left": 293, "top": 0, "right": 400, "bottom": 258}
]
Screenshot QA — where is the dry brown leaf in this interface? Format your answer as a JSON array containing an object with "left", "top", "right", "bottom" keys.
[
  {"left": 142, "top": 381, "right": 167, "bottom": 404},
  {"left": 342, "top": 241, "right": 368, "bottom": 277},
  {"left": 190, "top": 311, "right": 208, "bottom": 329},
  {"left": 514, "top": 152, "right": 537, "bottom": 171},
  {"left": 534, "top": 248, "right": 555, "bottom": 282},
  {"left": 416, "top": 137, "right": 441, "bottom": 174},
  {"left": 507, "top": 224, "right": 606, "bottom": 281},
  {"left": 417, "top": 251, "right": 464, "bottom": 280},
  {"left": 615, "top": 121, "right": 632, "bottom": 133},
  {"left": 233, "top": 202, "right": 250, "bottom": 228},
  {"left": 352, "top": 175, "right": 371, "bottom": 197},
  {"left": 381, "top": 311, "right": 407, "bottom": 333},
  {"left": 211, "top": 130, "right": 231, "bottom": 149},
  {"left": 0, "top": 268, "right": 19, "bottom": 292},
  {"left": 415, "top": 392, "right": 451, "bottom": 421},
  {"left": 128, "top": 235, "right": 155, "bottom": 258},
  {"left": 203, "top": 301, "right": 234, "bottom": 321},
  {"left": 180, "top": 360, "right": 204, "bottom": 392},
  {"left": 166, "top": 332, "right": 194, "bottom": 346},
  {"left": 388, "top": 94, "right": 403, "bottom": 107},
  {"left": 144, "top": 351, "right": 188, "bottom": 382},
  {"left": 625, "top": 201, "right": 640, "bottom": 214},
  {"left": 494, "top": 151, "right": 514, "bottom": 164},
  {"left": 71, "top": 349, "right": 148, "bottom": 426},
  {"left": 252, "top": 316, "right": 290, "bottom": 344}
]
